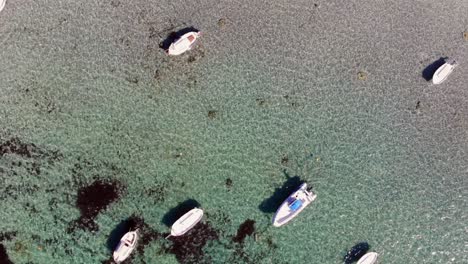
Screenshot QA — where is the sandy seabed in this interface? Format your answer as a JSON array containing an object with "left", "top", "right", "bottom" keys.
[{"left": 1, "top": 0, "right": 467, "bottom": 263}]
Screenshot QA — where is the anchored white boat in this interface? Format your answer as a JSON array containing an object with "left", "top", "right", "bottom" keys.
[
  {"left": 272, "top": 183, "right": 317, "bottom": 227},
  {"left": 113, "top": 230, "right": 138, "bottom": 263},
  {"left": 357, "top": 252, "right": 379, "bottom": 264},
  {"left": 167, "top": 208, "right": 204, "bottom": 238},
  {"left": 433, "top": 59, "right": 457, "bottom": 84},
  {"left": 167, "top": 31, "right": 201, "bottom": 56},
  {"left": 0, "top": 0, "right": 6, "bottom": 12}
]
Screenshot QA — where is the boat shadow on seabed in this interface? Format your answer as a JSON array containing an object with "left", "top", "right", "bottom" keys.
[
  {"left": 162, "top": 199, "right": 201, "bottom": 227},
  {"left": 258, "top": 170, "right": 305, "bottom": 213},
  {"left": 106, "top": 217, "right": 141, "bottom": 252},
  {"left": 343, "top": 242, "right": 370, "bottom": 264},
  {"left": 422, "top": 57, "right": 448, "bottom": 81},
  {"left": 159, "top": 27, "right": 200, "bottom": 51}
]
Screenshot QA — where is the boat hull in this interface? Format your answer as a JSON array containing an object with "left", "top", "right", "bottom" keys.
[
  {"left": 432, "top": 61, "right": 456, "bottom": 84},
  {"left": 113, "top": 231, "right": 138, "bottom": 263},
  {"left": 170, "top": 208, "right": 204, "bottom": 236},
  {"left": 0, "top": 0, "right": 6, "bottom": 12},
  {"left": 357, "top": 252, "right": 379, "bottom": 264},
  {"left": 272, "top": 183, "right": 316, "bottom": 227},
  {"left": 167, "top": 32, "right": 200, "bottom": 56}
]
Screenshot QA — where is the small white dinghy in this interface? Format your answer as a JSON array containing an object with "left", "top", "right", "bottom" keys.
[
  {"left": 433, "top": 59, "right": 457, "bottom": 84},
  {"left": 167, "top": 31, "right": 201, "bottom": 56},
  {"left": 357, "top": 252, "right": 379, "bottom": 264},
  {"left": 0, "top": 0, "right": 6, "bottom": 12},
  {"left": 113, "top": 230, "right": 138, "bottom": 263},
  {"left": 167, "top": 208, "right": 204, "bottom": 238},
  {"left": 272, "top": 183, "right": 317, "bottom": 227}
]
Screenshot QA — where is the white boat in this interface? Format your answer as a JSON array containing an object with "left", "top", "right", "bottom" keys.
[
  {"left": 0, "top": 0, "right": 6, "bottom": 12},
  {"left": 432, "top": 59, "right": 457, "bottom": 84},
  {"left": 357, "top": 252, "right": 379, "bottom": 264},
  {"left": 167, "top": 31, "right": 201, "bottom": 56},
  {"left": 113, "top": 230, "right": 138, "bottom": 263},
  {"left": 272, "top": 183, "right": 317, "bottom": 227},
  {"left": 167, "top": 208, "right": 204, "bottom": 238}
]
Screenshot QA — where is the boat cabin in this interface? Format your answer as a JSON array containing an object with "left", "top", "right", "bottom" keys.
[{"left": 289, "top": 199, "right": 303, "bottom": 211}]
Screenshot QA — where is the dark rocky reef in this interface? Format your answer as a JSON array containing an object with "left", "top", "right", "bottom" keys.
[
  {"left": 68, "top": 179, "right": 125, "bottom": 232},
  {"left": 0, "top": 136, "right": 62, "bottom": 201},
  {"left": 0, "top": 137, "right": 39, "bottom": 158},
  {"left": 106, "top": 211, "right": 219, "bottom": 264},
  {"left": 232, "top": 219, "right": 255, "bottom": 244},
  {"left": 143, "top": 183, "right": 167, "bottom": 203},
  {"left": 161, "top": 199, "right": 221, "bottom": 263},
  {"left": 0, "top": 137, "right": 62, "bottom": 161},
  {"left": 229, "top": 219, "right": 258, "bottom": 263},
  {"left": 0, "top": 231, "right": 17, "bottom": 242},
  {"left": 166, "top": 223, "right": 218, "bottom": 264},
  {"left": 225, "top": 178, "right": 233, "bottom": 190},
  {"left": 0, "top": 231, "right": 16, "bottom": 264},
  {"left": 0, "top": 244, "right": 14, "bottom": 264}
]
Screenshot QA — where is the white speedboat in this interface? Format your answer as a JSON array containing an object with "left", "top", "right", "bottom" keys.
[
  {"left": 113, "top": 230, "right": 138, "bottom": 263},
  {"left": 166, "top": 31, "right": 201, "bottom": 56},
  {"left": 272, "top": 183, "right": 317, "bottom": 227},
  {"left": 357, "top": 252, "right": 379, "bottom": 264},
  {"left": 167, "top": 208, "right": 204, "bottom": 238},
  {"left": 432, "top": 59, "right": 457, "bottom": 84},
  {"left": 0, "top": 0, "right": 6, "bottom": 12}
]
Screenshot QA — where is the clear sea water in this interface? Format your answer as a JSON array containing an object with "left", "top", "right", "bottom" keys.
[{"left": 1, "top": 0, "right": 467, "bottom": 263}]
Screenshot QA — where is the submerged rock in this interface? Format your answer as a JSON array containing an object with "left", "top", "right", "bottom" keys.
[
  {"left": 217, "top": 18, "right": 227, "bottom": 28},
  {"left": 225, "top": 178, "right": 233, "bottom": 189},
  {"left": 0, "top": 232, "right": 17, "bottom": 242},
  {"left": 0, "top": 137, "right": 61, "bottom": 161},
  {"left": 166, "top": 223, "right": 218, "bottom": 263},
  {"left": 0, "top": 137, "right": 38, "bottom": 158},
  {"left": 357, "top": 71, "right": 367, "bottom": 81},
  {"left": 232, "top": 219, "right": 255, "bottom": 244},
  {"left": 69, "top": 180, "right": 124, "bottom": 232},
  {"left": 135, "top": 217, "right": 165, "bottom": 255},
  {"left": 0, "top": 244, "right": 14, "bottom": 264},
  {"left": 208, "top": 110, "right": 217, "bottom": 119},
  {"left": 281, "top": 155, "right": 289, "bottom": 165}
]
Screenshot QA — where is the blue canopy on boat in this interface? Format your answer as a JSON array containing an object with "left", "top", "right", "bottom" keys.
[{"left": 289, "top": 199, "right": 303, "bottom": 211}]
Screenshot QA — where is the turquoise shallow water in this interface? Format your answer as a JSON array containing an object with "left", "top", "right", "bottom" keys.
[{"left": 1, "top": 0, "right": 468, "bottom": 263}]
